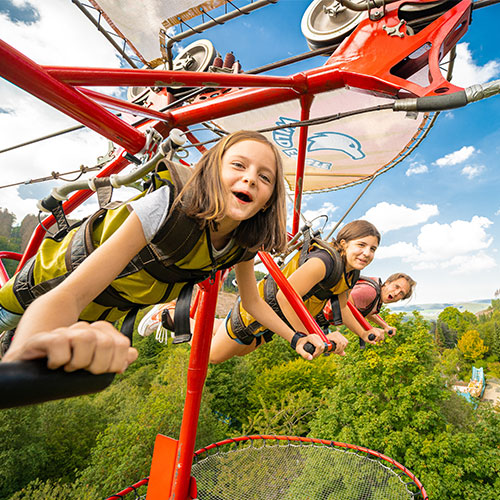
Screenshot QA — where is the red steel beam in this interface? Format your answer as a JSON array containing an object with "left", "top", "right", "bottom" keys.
[
  {"left": 258, "top": 251, "right": 332, "bottom": 350},
  {"left": 292, "top": 94, "right": 314, "bottom": 235},
  {"left": 0, "top": 39, "right": 146, "bottom": 154},
  {"left": 170, "top": 274, "right": 221, "bottom": 500},
  {"left": 43, "top": 66, "right": 308, "bottom": 92}
]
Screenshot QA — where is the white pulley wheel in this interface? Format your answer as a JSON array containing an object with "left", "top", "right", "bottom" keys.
[
  {"left": 301, "top": 0, "right": 367, "bottom": 50},
  {"left": 172, "top": 39, "right": 216, "bottom": 73}
]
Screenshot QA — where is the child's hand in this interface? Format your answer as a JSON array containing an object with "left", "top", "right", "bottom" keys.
[
  {"left": 295, "top": 333, "right": 325, "bottom": 360},
  {"left": 384, "top": 325, "right": 396, "bottom": 336},
  {"left": 326, "top": 331, "right": 348, "bottom": 356},
  {"left": 364, "top": 327, "right": 385, "bottom": 345},
  {"left": 2, "top": 321, "right": 138, "bottom": 374}
]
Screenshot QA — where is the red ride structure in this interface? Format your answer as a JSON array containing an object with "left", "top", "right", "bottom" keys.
[{"left": 1, "top": 0, "right": 499, "bottom": 497}]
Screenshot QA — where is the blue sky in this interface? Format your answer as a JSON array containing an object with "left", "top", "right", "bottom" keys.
[{"left": 0, "top": 0, "right": 499, "bottom": 305}]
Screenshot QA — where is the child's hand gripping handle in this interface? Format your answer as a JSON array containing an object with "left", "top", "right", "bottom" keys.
[
  {"left": 291, "top": 332, "right": 336, "bottom": 356},
  {"left": 0, "top": 359, "right": 114, "bottom": 409},
  {"left": 258, "top": 252, "right": 333, "bottom": 356},
  {"left": 304, "top": 341, "right": 336, "bottom": 355}
]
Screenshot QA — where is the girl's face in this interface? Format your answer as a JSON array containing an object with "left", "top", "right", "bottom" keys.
[
  {"left": 220, "top": 139, "right": 277, "bottom": 223},
  {"left": 341, "top": 235, "right": 379, "bottom": 271}
]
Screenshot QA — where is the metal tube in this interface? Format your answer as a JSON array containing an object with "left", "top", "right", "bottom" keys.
[
  {"left": 292, "top": 95, "right": 313, "bottom": 235},
  {"left": 17, "top": 153, "right": 130, "bottom": 270},
  {"left": 170, "top": 275, "right": 220, "bottom": 499},
  {"left": 347, "top": 301, "right": 372, "bottom": 330},
  {"left": 0, "top": 39, "right": 146, "bottom": 154},
  {"left": 44, "top": 66, "right": 306, "bottom": 92},
  {"left": 258, "top": 251, "right": 332, "bottom": 349}
]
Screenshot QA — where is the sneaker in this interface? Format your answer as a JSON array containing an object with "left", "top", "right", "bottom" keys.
[{"left": 138, "top": 302, "right": 176, "bottom": 344}]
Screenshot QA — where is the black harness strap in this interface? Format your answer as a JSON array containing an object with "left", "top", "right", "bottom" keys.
[
  {"left": 93, "top": 177, "right": 114, "bottom": 209},
  {"left": 119, "top": 307, "right": 139, "bottom": 343},
  {"left": 171, "top": 281, "right": 195, "bottom": 344},
  {"left": 229, "top": 298, "right": 269, "bottom": 345}
]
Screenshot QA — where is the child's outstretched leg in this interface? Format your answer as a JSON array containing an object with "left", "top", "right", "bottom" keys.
[{"left": 209, "top": 317, "right": 261, "bottom": 364}]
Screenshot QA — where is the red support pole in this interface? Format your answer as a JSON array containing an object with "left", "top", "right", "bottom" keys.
[
  {"left": 374, "top": 313, "right": 389, "bottom": 329},
  {"left": 258, "top": 251, "right": 332, "bottom": 350},
  {"left": 0, "top": 252, "right": 21, "bottom": 287},
  {"left": 0, "top": 39, "right": 146, "bottom": 154},
  {"left": 292, "top": 94, "right": 314, "bottom": 235},
  {"left": 170, "top": 273, "right": 221, "bottom": 500},
  {"left": 347, "top": 301, "right": 372, "bottom": 331},
  {"left": 43, "top": 66, "right": 308, "bottom": 92}
]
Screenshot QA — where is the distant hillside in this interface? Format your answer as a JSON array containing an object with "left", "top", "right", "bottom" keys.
[{"left": 389, "top": 299, "right": 492, "bottom": 319}]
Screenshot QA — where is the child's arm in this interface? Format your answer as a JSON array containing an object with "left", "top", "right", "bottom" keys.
[
  {"left": 273, "top": 256, "right": 347, "bottom": 356},
  {"left": 341, "top": 292, "right": 385, "bottom": 344},
  {"left": 235, "top": 260, "right": 325, "bottom": 360},
  {"left": 3, "top": 212, "right": 148, "bottom": 373}
]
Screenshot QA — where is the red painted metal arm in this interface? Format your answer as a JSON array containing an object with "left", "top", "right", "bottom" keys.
[
  {"left": 258, "top": 251, "right": 332, "bottom": 350},
  {"left": 292, "top": 95, "right": 313, "bottom": 235},
  {"left": 374, "top": 313, "right": 389, "bottom": 329},
  {"left": 170, "top": 273, "right": 221, "bottom": 500},
  {"left": 347, "top": 300, "right": 372, "bottom": 331},
  {"left": 0, "top": 252, "right": 22, "bottom": 287},
  {"left": 43, "top": 67, "right": 308, "bottom": 92},
  {"left": 78, "top": 87, "right": 174, "bottom": 123},
  {"left": 0, "top": 39, "right": 146, "bottom": 154}
]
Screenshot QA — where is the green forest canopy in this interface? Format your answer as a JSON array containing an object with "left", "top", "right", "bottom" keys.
[{"left": 1, "top": 306, "right": 499, "bottom": 500}]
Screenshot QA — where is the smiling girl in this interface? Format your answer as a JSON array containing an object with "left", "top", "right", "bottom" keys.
[
  {"left": 206, "top": 219, "right": 384, "bottom": 363},
  {"left": 0, "top": 130, "right": 324, "bottom": 373}
]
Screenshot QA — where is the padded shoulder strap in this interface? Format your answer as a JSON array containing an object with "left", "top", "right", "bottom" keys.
[
  {"left": 356, "top": 275, "right": 382, "bottom": 316},
  {"left": 306, "top": 241, "right": 345, "bottom": 300}
]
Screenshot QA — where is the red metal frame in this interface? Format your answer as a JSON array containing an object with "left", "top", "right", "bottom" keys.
[
  {"left": 0, "top": 2, "right": 473, "bottom": 497},
  {"left": 259, "top": 251, "right": 333, "bottom": 350},
  {"left": 347, "top": 300, "right": 373, "bottom": 331},
  {"left": 0, "top": 1, "right": 471, "bottom": 272},
  {"left": 0, "top": 252, "right": 22, "bottom": 286}
]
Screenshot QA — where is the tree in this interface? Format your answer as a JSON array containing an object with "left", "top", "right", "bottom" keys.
[
  {"left": 308, "top": 312, "right": 500, "bottom": 500},
  {"left": 457, "top": 329, "right": 489, "bottom": 361},
  {"left": 0, "top": 207, "right": 15, "bottom": 238},
  {"left": 19, "top": 214, "right": 38, "bottom": 251}
]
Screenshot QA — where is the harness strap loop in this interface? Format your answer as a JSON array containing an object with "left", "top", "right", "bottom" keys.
[{"left": 171, "top": 281, "right": 195, "bottom": 344}]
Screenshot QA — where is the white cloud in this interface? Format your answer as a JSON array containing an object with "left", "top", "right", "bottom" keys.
[
  {"left": 303, "top": 201, "right": 338, "bottom": 225},
  {"left": 452, "top": 43, "right": 500, "bottom": 87},
  {"left": 434, "top": 146, "right": 476, "bottom": 167},
  {"left": 495, "top": 208, "right": 500, "bottom": 216},
  {"left": 414, "top": 216, "right": 493, "bottom": 261},
  {"left": 0, "top": 0, "right": 126, "bottom": 221},
  {"left": 376, "top": 241, "right": 420, "bottom": 259},
  {"left": 375, "top": 217, "right": 496, "bottom": 275},
  {"left": 390, "top": 216, "right": 494, "bottom": 272},
  {"left": 405, "top": 162, "right": 428, "bottom": 176},
  {"left": 363, "top": 202, "right": 438, "bottom": 233},
  {"left": 461, "top": 164, "right": 484, "bottom": 179},
  {"left": 445, "top": 252, "right": 497, "bottom": 275}
]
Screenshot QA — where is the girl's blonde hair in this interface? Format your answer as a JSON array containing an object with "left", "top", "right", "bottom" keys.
[
  {"left": 174, "top": 130, "right": 287, "bottom": 253},
  {"left": 330, "top": 220, "right": 381, "bottom": 259}
]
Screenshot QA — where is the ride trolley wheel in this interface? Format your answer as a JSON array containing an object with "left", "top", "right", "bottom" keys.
[
  {"left": 301, "top": 0, "right": 367, "bottom": 51},
  {"left": 127, "top": 39, "right": 217, "bottom": 103},
  {"left": 172, "top": 39, "right": 216, "bottom": 73}
]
